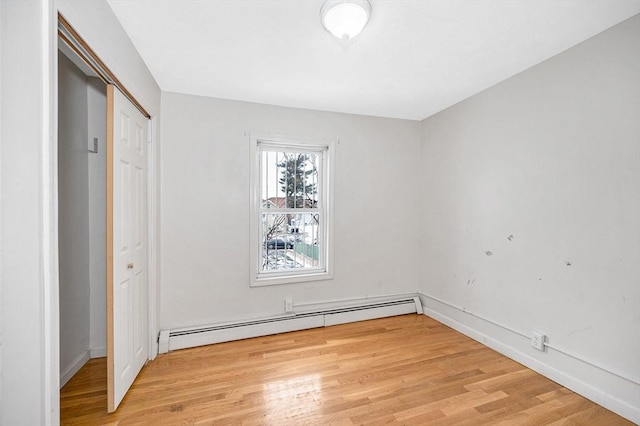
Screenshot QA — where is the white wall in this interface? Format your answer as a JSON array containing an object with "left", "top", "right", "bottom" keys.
[
  {"left": 58, "top": 51, "right": 91, "bottom": 380},
  {"left": 1, "top": 0, "right": 160, "bottom": 423},
  {"left": 419, "top": 14, "right": 640, "bottom": 422},
  {"left": 160, "top": 93, "right": 421, "bottom": 329},
  {"left": 87, "top": 77, "right": 107, "bottom": 357},
  {"left": 1, "top": 1, "right": 54, "bottom": 424}
]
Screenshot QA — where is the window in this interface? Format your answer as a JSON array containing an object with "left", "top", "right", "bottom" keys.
[{"left": 250, "top": 135, "right": 334, "bottom": 286}]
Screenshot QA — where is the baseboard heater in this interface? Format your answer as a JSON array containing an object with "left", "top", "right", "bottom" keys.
[{"left": 159, "top": 296, "right": 423, "bottom": 354}]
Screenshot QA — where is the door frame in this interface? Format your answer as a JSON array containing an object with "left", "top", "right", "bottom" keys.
[{"left": 51, "top": 8, "right": 159, "bottom": 419}]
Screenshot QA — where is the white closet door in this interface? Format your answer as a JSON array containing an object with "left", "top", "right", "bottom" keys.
[{"left": 107, "top": 84, "right": 149, "bottom": 412}]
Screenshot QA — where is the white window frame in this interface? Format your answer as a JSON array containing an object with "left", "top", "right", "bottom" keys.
[{"left": 249, "top": 134, "right": 334, "bottom": 286}]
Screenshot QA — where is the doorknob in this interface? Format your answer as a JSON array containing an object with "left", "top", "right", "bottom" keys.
[{"left": 127, "top": 263, "right": 134, "bottom": 269}]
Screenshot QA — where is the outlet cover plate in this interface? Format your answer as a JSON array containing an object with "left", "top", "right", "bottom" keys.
[
  {"left": 285, "top": 298, "right": 294, "bottom": 313},
  {"left": 531, "top": 331, "right": 546, "bottom": 351}
]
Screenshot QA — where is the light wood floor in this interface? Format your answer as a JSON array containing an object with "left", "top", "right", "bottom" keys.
[{"left": 61, "top": 314, "right": 631, "bottom": 425}]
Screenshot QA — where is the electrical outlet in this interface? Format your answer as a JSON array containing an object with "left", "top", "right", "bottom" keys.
[
  {"left": 531, "top": 331, "right": 546, "bottom": 351},
  {"left": 284, "top": 298, "right": 294, "bottom": 313}
]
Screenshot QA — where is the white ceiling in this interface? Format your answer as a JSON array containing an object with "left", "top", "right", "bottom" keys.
[{"left": 106, "top": 0, "right": 639, "bottom": 120}]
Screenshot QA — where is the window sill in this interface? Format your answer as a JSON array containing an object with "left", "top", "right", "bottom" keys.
[{"left": 251, "top": 270, "right": 333, "bottom": 287}]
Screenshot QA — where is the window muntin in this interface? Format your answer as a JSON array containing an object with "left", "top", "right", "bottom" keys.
[{"left": 251, "top": 137, "right": 332, "bottom": 286}]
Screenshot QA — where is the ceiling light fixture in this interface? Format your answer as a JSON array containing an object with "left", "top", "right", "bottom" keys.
[{"left": 320, "top": 0, "right": 372, "bottom": 41}]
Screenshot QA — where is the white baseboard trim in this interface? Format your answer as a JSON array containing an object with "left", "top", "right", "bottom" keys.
[
  {"left": 60, "top": 350, "right": 90, "bottom": 389},
  {"left": 418, "top": 292, "right": 639, "bottom": 424},
  {"left": 90, "top": 346, "right": 106, "bottom": 358}
]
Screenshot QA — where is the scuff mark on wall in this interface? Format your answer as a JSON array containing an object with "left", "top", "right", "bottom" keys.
[
  {"left": 567, "top": 326, "right": 593, "bottom": 337},
  {"left": 485, "top": 251, "right": 493, "bottom": 256}
]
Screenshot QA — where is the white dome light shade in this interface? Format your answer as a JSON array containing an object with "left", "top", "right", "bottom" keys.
[{"left": 320, "top": 0, "right": 372, "bottom": 41}]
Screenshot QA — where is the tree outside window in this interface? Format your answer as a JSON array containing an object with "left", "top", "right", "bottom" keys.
[{"left": 251, "top": 136, "right": 333, "bottom": 286}]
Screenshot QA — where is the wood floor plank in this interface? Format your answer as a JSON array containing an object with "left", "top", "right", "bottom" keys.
[{"left": 60, "top": 314, "right": 632, "bottom": 425}]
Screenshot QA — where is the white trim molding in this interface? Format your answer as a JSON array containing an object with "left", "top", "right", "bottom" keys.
[
  {"left": 417, "top": 292, "right": 640, "bottom": 424},
  {"left": 43, "top": 0, "right": 59, "bottom": 423},
  {"left": 60, "top": 351, "right": 90, "bottom": 389},
  {"left": 147, "top": 114, "right": 159, "bottom": 360},
  {"left": 90, "top": 346, "right": 107, "bottom": 359}
]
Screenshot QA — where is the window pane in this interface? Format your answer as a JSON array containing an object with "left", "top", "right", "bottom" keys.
[
  {"left": 260, "top": 213, "right": 320, "bottom": 272},
  {"left": 261, "top": 151, "right": 319, "bottom": 209}
]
